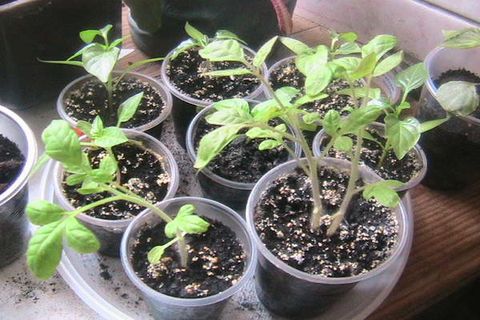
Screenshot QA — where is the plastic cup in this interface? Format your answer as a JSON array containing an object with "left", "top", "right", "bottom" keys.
[
  {"left": 0, "top": 105, "right": 37, "bottom": 268},
  {"left": 56, "top": 71, "right": 173, "bottom": 138},
  {"left": 121, "top": 197, "right": 257, "bottom": 320},
  {"left": 245, "top": 157, "right": 411, "bottom": 318},
  {"left": 53, "top": 129, "right": 179, "bottom": 257}
]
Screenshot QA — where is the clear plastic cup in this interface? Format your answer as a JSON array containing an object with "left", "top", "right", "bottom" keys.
[
  {"left": 120, "top": 196, "right": 257, "bottom": 320},
  {"left": 245, "top": 157, "right": 411, "bottom": 318},
  {"left": 186, "top": 102, "right": 302, "bottom": 213},
  {"left": 418, "top": 46, "right": 480, "bottom": 189},
  {"left": 312, "top": 122, "right": 427, "bottom": 193},
  {"left": 160, "top": 45, "right": 267, "bottom": 148},
  {"left": 0, "top": 105, "right": 37, "bottom": 268},
  {"left": 53, "top": 129, "right": 179, "bottom": 257},
  {"left": 56, "top": 71, "right": 173, "bottom": 137}
]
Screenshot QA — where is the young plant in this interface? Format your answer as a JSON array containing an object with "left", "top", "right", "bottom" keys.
[
  {"left": 435, "top": 28, "right": 480, "bottom": 117},
  {"left": 41, "top": 24, "right": 163, "bottom": 117}
]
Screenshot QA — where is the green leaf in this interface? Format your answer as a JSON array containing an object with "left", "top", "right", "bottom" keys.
[
  {"left": 164, "top": 220, "right": 178, "bottom": 238},
  {"left": 279, "top": 37, "right": 312, "bottom": 55},
  {"left": 203, "top": 68, "right": 252, "bottom": 77},
  {"left": 419, "top": 117, "right": 450, "bottom": 133},
  {"left": 177, "top": 204, "right": 196, "bottom": 217},
  {"left": 363, "top": 180, "right": 404, "bottom": 207},
  {"left": 194, "top": 124, "right": 244, "bottom": 170},
  {"left": 91, "top": 116, "right": 104, "bottom": 137},
  {"left": 215, "top": 30, "right": 246, "bottom": 44},
  {"left": 66, "top": 173, "right": 87, "bottom": 186},
  {"left": 395, "top": 63, "right": 428, "bottom": 97},
  {"left": 95, "top": 154, "right": 118, "bottom": 179},
  {"left": 341, "top": 105, "right": 383, "bottom": 134},
  {"left": 295, "top": 45, "right": 329, "bottom": 75},
  {"left": 185, "top": 22, "right": 206, "bottom": 44},
  {"left": 334, "top": 136, "right": 353, "bottom": 152},
  {"left": 176, "top": 214, "right": 210, "bottom": 234},
  {"left": 171, "top": 39, "right": 197, "bottom": 60},
  {"left": 42, "top": 120, "right": 83, "bottom": 169},
  {"left": 253, "top": 36, "right": 278, "bottom": 67},
  {"left": 79, "top": 30, "right": 101, "bottom": 44},
  {"left": 305, "top": 64, "right": 333, "bottom": 96},
  {"left": 246, "top": 125, "right": 284, "bottom": 141},
  {"left": 259, "top": 139, "right": 282, "bottom": 150},
  {"left": 26, "top": 200, "right": 64, "bottom": 226},
  {"left": 29, "top": 153, "right": 51, "bottom": 178},
  {"left": 77, "top": 180, "right": 103, "bottom": 195},
  {"left": 76, "top": 121, "right": 92, "bottom": 137},
  {"left": 442, "top": 28, "right": 480, "bottom": 49},
  {"left": 199, "top": 39, "right": 245, "bottom": 62},
  {"left": 337, "top": 87, "right": 381, "bottom": 100},
  {"left": 148, "top": 246, "right": 166, "bottom": 264},
  {"left": 206, "top": 106, "right": 252, "bottom": 125},
  {"left": 362, "top": 35, "right": 397, "bottom": 60},
  {"left": 117, "top": 92, "right": 143, "bottom": 126},
  {"left": 385, "top": 115, "right": 421, "bottom": 159},
  {"left": 294, "top": 93, "right": 328, "bottom": 106},
  {"left": 436, "top": 81, "right": 479, "bottom": 116},
  {"left": 94, "top": 127, "right": 128, "bottom": 148},
  {"left": 322, "top": 110, "right": 341, "bottom": 136},
  {"left": 331, "top": 57, "right": 361, "bottom": 74},
  {"left": 64, "top": 218, "right": 100, "bottom": 253},
  {"left": 349, "top": 53, "right": 377, "bottom": 80},
  {"left": 303, "top": 112, "right": 322, "bottom": 125},
  {"left": 275, "top": 86, "right": 300, "bottom": 106},
  {"left": 373, "top": 51, "right": 403, "bottom": 77},
  {"left": 27, "top": 220, "right": 65, "bottom": 280},
  {"left": 82, "top": 44, "right": 120, "bottom": 83},
  {"left": 339, "top": 32, "right": 358, "bottom": 42},
  {"left": 251, "top": 100, "right": 282, "bottom": 122},
  {"left": 99, "top": 25, "right": 113, "bottom": 42},
  {"left": 336, "top": 42, "right": 362, "bottom": 55}
]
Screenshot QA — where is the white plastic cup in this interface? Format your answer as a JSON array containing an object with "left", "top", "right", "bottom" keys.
[
  {"left": 246, "top": 157, "right": 412, "bottom": 318},
  {"left": 0, "top": 105, "right": 37, "bottom": 268},
  {"left": 53, "top": 129, "right": 179, "bottom": 257},
  {"left": 121, "top": 197, "right": 257, "bottom": 320}
]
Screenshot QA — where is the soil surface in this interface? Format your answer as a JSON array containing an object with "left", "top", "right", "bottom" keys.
[
  {"left": 131, "top": 217, "right": 246, "bottom": 298},
  {"left": 166, "top": 48, "right": 260, "bottom": 102},
  {"left": 64, "top": 77, "right": 165, "bottom": 128},
  {"left": 321, "top": 128, "right": 422, "bottom": 183},
  {"left": 255, "top": 166, "right": 399, "bottom": 277},
  {"left": 63, "top": 142, "right": 170, "bottom": 220},
  {"left": 0, "top": 134, "right": 25, "bottom": 194},
  {"left": 194, "top": 119, "right": 290, "bottom": 183}
]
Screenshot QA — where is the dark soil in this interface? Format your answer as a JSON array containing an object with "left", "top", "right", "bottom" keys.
[
  {"left": 131, "top": 217, "right": 246, "bottom": 298},
  {"left": 63, "top": 142, "right": 170, "bottom": 220},
  {"left": 64, "top": 77, "right": 165, "bottom": 128},
  {"left": 255, "top": 167, "right": 399, "bottom": 277},
  {"left": 0, "top": 134, "right": 25, "bottom": 194},
  {"left": 321, "top": 128, "right": 422, "bottom": 183},
  {"left": 194, "top": 119, "right": 289, "bottom": 183},
  {"left": 167, "top": 48, "right": 260, "bottom": 102}
]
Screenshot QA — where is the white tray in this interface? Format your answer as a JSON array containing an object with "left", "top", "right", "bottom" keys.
[{"left": 39, "top": 159, "right": 413, "bottom": 320}]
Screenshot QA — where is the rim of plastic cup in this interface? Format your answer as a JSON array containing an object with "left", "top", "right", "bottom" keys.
[
  {"left": 0, "top": 105, "right": 38, "bottom": 206},
  {"left": 246, "top": 157, "right": 410, "bottom": 285},
  {"left": 160, "top": 43, "right": 267, "bottom": 107},
  {"left": 52, "top": 129, "right": 179, "bottom": 228},
  {"left": 56, "top": 71, "right": 173, "bottom": 132},
  {"left": 185, "top": 101, "right": 302, "bottom": 191},
  {"left": 424, "top": 46, "right": 480, "bottom": 126},
  {"left": 120, "top": 196, "right": 257, "bottom": 307},
  {"left": 311, "top": 122, "right": 427, "bottom": 192}
]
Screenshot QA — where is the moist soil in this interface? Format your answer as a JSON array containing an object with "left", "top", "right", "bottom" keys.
[
  {"left": 321, "top": 128, "right": 422, "bottom": 183},
  {"left": 166, "top": 48, "right": 260, "bottom": 102},
  {"left": 255, "top": 167, "right": 399, "bottom": 277},
  {"left": 0, "top": 134, "right": 25, "bottom": 194},
  {"left": 194, "top": 119, "right": 289, "bottom": 183},
  {"left": 130, "top": 217, "right": 246, "bottom": 298},
  {"left": 64, "top": 77, "right": 165, "bottom": 128},
  {"left": 63, "top": 142, "right": 170, "bottom": 220}
]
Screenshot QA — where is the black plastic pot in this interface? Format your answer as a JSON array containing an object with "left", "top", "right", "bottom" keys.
[
  {"left": 0, "top": 105, "right": 37, "bottom": 268},
  {"left": 417, "top": 46, "right": 480, "bottom": 190},
  {"left": 0, "top": 0, "right": 121, "bottom": 109}
]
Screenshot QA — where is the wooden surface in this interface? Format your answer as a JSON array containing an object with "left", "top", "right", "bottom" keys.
[{"left": 120, "top": 6, "right": 480, "bottom": 320}]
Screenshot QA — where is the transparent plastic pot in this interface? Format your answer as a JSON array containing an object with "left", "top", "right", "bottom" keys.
[
  {"left": 0, "top": 105, "right": 37, "bottom": 268},
  {"left": 312, "top": 122, "right": 427, "bottom": 193},
  {"left": 120, "top": 196, "right": 257, "bottom": 320},
  {"left": 246, "top": 157, "right": 411, "bottom": 318},
  {"left": 186, "top": 102, "right": 302, "bottom": 213},
  {"left": 417, "top": 46, "right": 480, "bottom": 190},
  {"left": 53, "top": 129, "right": 179, "bottom": 257},
  {"left": 160, "top": 45, "right": 267, "bottom": 149},
  {"left": 57, "top": 71, "right": 173, "bottom": 138}
]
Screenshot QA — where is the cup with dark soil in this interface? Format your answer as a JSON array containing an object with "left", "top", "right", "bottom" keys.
[
  {"left": 417, "top": 46, "right": 480, "bottom": 190},
  {"left": 267, "top": 56, "right": 400, "bottom": 145},
  {"left": 53, "top": 129, "right": 179, "bottom": 257},
  {"left": 312, "top": 122, "right": 427, "bottom": 193},
  {"left": 0, "top": 105, "right": 37, "bottom": 268},
  {"left": 186, "top": 103, "right": 301, "bottom": 212},
  {"left": 246, "top": 157, "right": 411, "bottom": 318},
  {"left": 121, "top": 196, "right": 256, "bottom": 320},
  {"left": 57, "top": 71, "right": 172, "bottom": 137},
  {"left": 160, "top": 45, "right": 266, "bottom": 148}
]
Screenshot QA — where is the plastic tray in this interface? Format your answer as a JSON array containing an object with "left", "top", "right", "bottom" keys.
[{"left": 39, "top": 159, "right": 413, "bottom": 320}]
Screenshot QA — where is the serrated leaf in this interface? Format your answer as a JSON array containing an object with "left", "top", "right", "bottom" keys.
[
  {"left": 94, "top": 127, "right": 128, "bottom": 148},
  {"left": 199, "top": 39, "right": 245, "bottom": 63},
  {"left": 246, "top": 126, "right": 283, "bottom": 141},
  {"left": 251, "top": 100, "right": 282, "bottom": 122},
  {"left": 117, "top": 92, "right": 143, "bottom": 125},
  {"left": 64, "top": 218, "right": 100, "bottom": 253},
  {"left": 258, "top": 139, "right": 282, "bottom": 150},
  {"left": 99, "top": 154, "right": 118, "bottom": 176},
  {"left": 437, "top": 81, "right": 479, "bottom": 116},
  {"left": 303, "top": 112, "right": 322, "bottom": 125},
  {"left": 206, "top": 102, "right": 252, "bottom": 125},
  {"left": 385, "top": 115, "right": 421, "bottom": 160},
  {"left": 82, "top": 44, "right": 119, "bottom": 83},
  {"left": 253, "top": 36, "right": 278, "bottom": 67},
  {"left": 42, "top": 120, "right": 83, "bottom": 169},
  {"left": 373, "top": 51, "right": 403, "bottom": 77},
  {"left": 26, "top": 200, "right": 64, "bottom": 226},
  {"left": 322, "top": 110, "right": 341, "bottom": 137},
  {"left": 334, "top": 136, "right": 353, "bottom": 152},
  {"left": 77, "top": 180, "right": 103, "bottom": 195},
  {"left": 66, "top": 173, "right": 87, "bottom": 186},
  {"left": 148, "top": 246, "right": 166, "bottom": 264}
]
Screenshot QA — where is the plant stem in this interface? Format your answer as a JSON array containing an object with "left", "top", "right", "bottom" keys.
[
  {"left": 106, "top": 74, "right": 114, "bottom": 116},
  {"left": 69, "top": 195, "right": 124, "bottom": 217}
]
